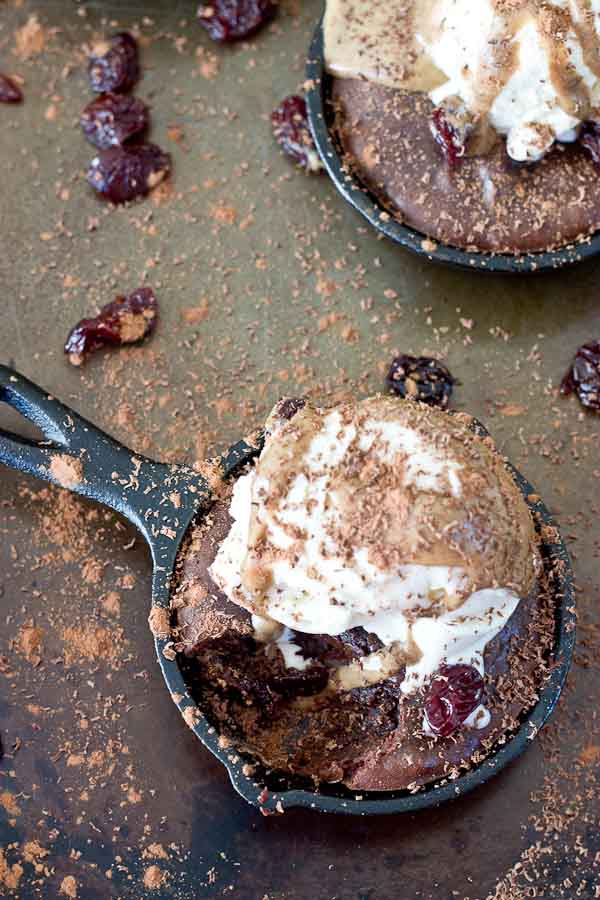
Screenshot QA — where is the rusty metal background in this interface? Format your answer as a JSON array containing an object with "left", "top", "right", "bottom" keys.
[{"left": 1, "top": 1, "right": 599, "bottom": 897}]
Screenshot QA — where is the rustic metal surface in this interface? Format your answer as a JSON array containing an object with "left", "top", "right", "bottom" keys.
[{"left": 0, "top": 1, "right": 599, "bottom": 898}]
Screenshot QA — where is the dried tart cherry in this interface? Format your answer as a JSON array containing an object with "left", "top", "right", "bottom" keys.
[
  {"left": 86, "top": 143, "right": 171, "bottom": 203},
  {"left": 64, "top": 287, "right": 158, "bottom": 366},
  {"left": 88, "top": 32, "right": 139, "bottom": 94},
  {"left": 271, "top": 95, "right": 322, "bottom": 172},
  {"left": 80, "top": 93, "right": 149, "bottom": 149},
  {"left": 560, "top": 340, "right": 600, "bottom": 411},
  {"left": 424, "top": 664, "right": 484, "bottom": 738},
  {"left": 386, "top": 354, "right": 455, "bottom": 409},
  {"left": 197, "top": 0, "right": 276, "bottom": 42}
]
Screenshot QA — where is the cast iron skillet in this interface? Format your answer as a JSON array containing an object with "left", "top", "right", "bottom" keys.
[
  {"left": 0, "top": 365, "right": 576, "bottom": 815},
  {"left": 305, "top": 21, "right": 600, "bottom": 274}
]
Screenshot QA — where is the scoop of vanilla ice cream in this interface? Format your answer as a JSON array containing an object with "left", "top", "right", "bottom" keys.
[
  {"left": 324, "top": 0, "right": 600, "bottom": 162},
  {"left": 425, "top": 1, "right": 599, "bottom": 162},
  {"left": 210, "top": 398, "right": 539, "bottom": 692}
]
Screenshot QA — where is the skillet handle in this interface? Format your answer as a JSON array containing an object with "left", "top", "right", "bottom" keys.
[{"left": 0, "top": 365, "right": 208, "bottom": 568}]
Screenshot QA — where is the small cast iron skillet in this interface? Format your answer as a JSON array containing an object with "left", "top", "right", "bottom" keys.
[
  {"left": 0, "top": 365, "right": 575, "bottom": 815},
  {"left": 305, "top": 21, "right": 600, "bottom": 274}
]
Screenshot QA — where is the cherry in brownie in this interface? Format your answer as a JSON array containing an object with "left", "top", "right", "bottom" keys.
[{"left": 197, "top": 0, "right": 276, "bottom": 43}]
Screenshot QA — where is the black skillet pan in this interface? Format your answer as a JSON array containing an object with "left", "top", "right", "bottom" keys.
[
  {"left": 0, "top": 364, "right": 576, "bottom": 815},
  {"left": 305, "top": 20, "right": 600, "bottom": 274}
]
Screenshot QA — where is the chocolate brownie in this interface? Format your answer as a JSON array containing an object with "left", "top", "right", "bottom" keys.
[
  {"left": 172, "top": 478, "right": 555, "bottom": 792},
  {"left": 332, "top": 78, "right": 600, "bottom": 254}
]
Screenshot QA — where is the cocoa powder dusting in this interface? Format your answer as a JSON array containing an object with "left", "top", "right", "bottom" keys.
[
  {"left": 48, "top": 454, "right": 84, "bottom": 490},
  {"left": 0, "top": 2, "right": 597, "bottom": 898}
]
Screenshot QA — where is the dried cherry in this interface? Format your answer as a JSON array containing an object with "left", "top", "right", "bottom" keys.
[
  {"left": 580, "top": 122, "right": 600, "bottom": 168},
  {"left": 271, "top": 95, "right": 322, "bottom": 172},
  {"left": 80, "top": 92, "right": 149, "bottom": 149},
  {"left": 86, "top": 143, "right": 171, "bottom": 203},
  {"left": 88, "top": 32, "right": 139, "bottom": 94},
  {"left": 64, "top": 287, "right": 158, "bottom": 366},
  {"left": 424, "top": 664, "right": 484, "bottom": 738},
  {"left": 197, "top": 0, "right": 276, "bottom": 42},
  {"left": 560, "top": 340, "right": 600, "bottom": 411},
  {"left": 275, "top": 397, "right": 306, "bottom": 421},
  {"left": 430, "top": 106, "right": 467, "bottom": 167},
  {"left": 0, "top": 73, "right": 23, "bottom": 103},
  {"left": 386, "top": 354, "right": 455, "bottom": 409}
]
